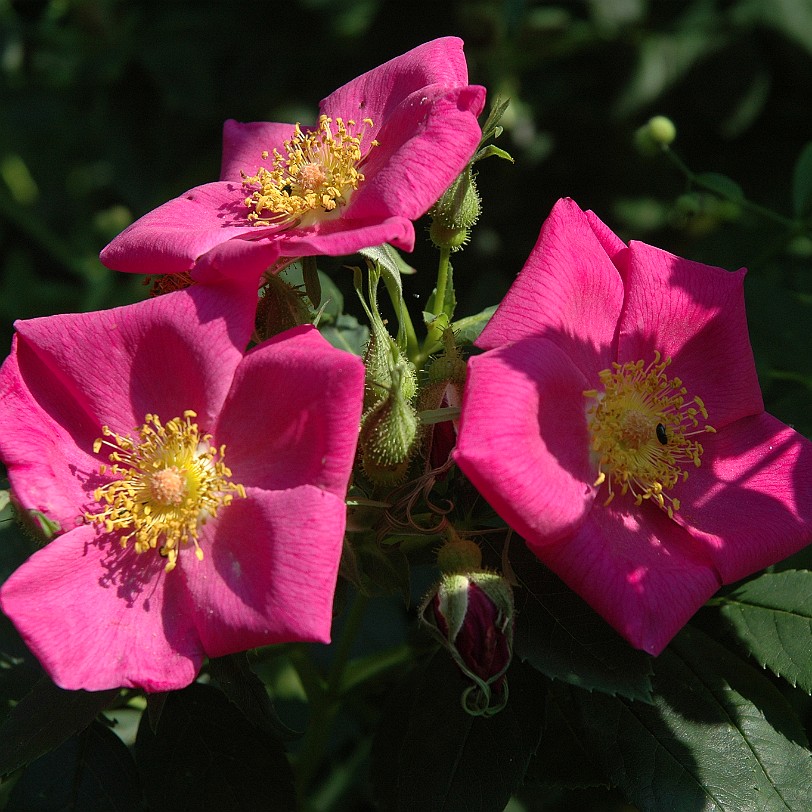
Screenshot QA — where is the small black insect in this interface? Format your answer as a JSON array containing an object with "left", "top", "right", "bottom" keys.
[{"left": 656, "top": 423, "right": 668, "bottom": 445}]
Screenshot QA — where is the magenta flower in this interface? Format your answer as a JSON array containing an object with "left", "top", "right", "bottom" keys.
[
  {"left": 0, "top": 282, "right": 364, "bottom": 691},
  {"left": 100, "top": 37, "right": 486, "bottom": 283},
  {"left": 454, "top": 198, "right": 812, "bottom": 655}
]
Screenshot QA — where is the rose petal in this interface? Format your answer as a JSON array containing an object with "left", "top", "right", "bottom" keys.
[
  {"left": 0, "top": 525, "right": 201, "bottom": 691},
  {"left": 12, "top": 283, "right": 255, "bottom": 434},
  {"left": 216, "top": 325, "right": 364, "bottom": 497},
  {"left": 0, "top": 341, "right": 99, "bottom": 530},
  {"left": 455, "top": 337, "right": 596, "bottom": 544},
  {"left": 100, "top": 181, "right": 265, "bottom": 276},
  {"left": 220, "top": 120, "right": 298, "bottom": 181},
  {"left": 539, "top": 502, "right": 721, "bottom": 655},
  {"left": 319, "top": 37, "right": 474, "bottom": 130},
  {"left": 477, "top": 198, "right": 624, "bottom": 380},
  {"left": 344, "top": 86, "right": 485, "bottom": 222},
  {"left": 183, "top": 486, "right": 346, "bottom": 654},
  {"left": 674, "top": 411, "right": 812, "bottom": 582},
  {"left": 618, "top": 242, "right": 763, "bottom": 428}
]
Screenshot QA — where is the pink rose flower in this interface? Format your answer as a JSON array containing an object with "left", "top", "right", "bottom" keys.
[
  {"left": 100, "top": 37, "right": 486, "bottom": 283},
  {"left": 0, "top": 281, "right": 364, "bottom": 691},
  {"left": 454, "top": 198, "right": 812, "bottom": 655}
]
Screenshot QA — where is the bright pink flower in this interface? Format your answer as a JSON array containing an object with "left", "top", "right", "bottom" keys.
[
  {"left": 454, "top": 198, "right": 812, "bottom": 655},
  {"left": 100, "top": 37, "right": 486, "bottom": 283},
  {"left": 0, "top": 282, "right": 364, "bottom": 691}
]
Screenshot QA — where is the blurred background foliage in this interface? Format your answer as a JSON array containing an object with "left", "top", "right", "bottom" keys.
[
  {"left": 1, "top": 2, "right": 812, "bottom": 809},
  {"left": 1, "top": 0, "right": 811, "bottom": 436}
]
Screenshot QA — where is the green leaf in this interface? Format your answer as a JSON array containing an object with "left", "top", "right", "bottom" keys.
[
  {"left": 301, "top": 255, "right": 321, "bottom": 308},
  {"left": 450, "top": 305, "right": 497, "bottom": 345},
  {"left": 341, "top": 532, "right": 410, "bottom": 600},
  {"left": 359, "top": 244, "right": 416, "bottom": 352},
  {"left": 480, "top": 95, "right": 511, "bottom": 143},
  {"left": 208, "top": 652, "right": 297, "bottom": 740},
  {"left": 359, "top": 243, "right": 416, "bottom": 278},
  {"left": 135, "top": 682, "right": 296, "bottom": 812},
  {"left": 574, "top": 625, "right": 812, "bottom": 811},
  {"left": 473, "top": 144, "right": 515, "bottom": 164},
  {"left": 7, "top": 721, "right": 143, "bottom": 812},
  {"left": 0, "top": 677, "right": 118, "bottom": 777},
  {"left": 717, "top": 570, "right": 812, "bottom": 693},
  {"left": 319, "top": 313, "right": 369, "bottom": 356},
  {"left": 694, "top": 171, "right": 745, "bottom": 204},
  {"left": 513, "top": 548, "right": 654, "bottom": 702},
  {"left": 370, "top": 652, "right": 545, "bottom": 812},
  {"left": 315, "top": 270, "right": 344, "bottom": 322},
  {"left": 792, "top": 142, "right": 812, "bottom": 219},
  {"left": 527, "top": 681, "right": 610, "bottom": 789}
]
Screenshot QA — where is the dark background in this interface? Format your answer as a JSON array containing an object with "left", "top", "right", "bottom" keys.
[{"left": 1, "top": 0, "right": 810, "bottom": 426}]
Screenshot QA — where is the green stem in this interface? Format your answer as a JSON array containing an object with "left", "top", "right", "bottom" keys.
[
  {"left": 294, "top": 591, "right": 370, "bottom": 799},
  {"left": 432, "top": 246, "right": 452, "bottom": 321},
  {"left": 416, "top": 246, "right": 452, "bottom": 366},
  {"left": 663, "top": 147, "right": 801, "bottom": 231},
  {"left": 381, "top": 269, "right": 419, "bottom": 361}
]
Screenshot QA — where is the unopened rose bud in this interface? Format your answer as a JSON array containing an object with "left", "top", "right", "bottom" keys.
[
  {"left": 647, "top": 115, "right": 677, "bottom": 146},
  {"left": 360, "top": 365, "right": 419, "bottom": 486},
  {"left": 255, "top": 275, "right": 312, "bottom": 340},
  {"left": 430, "top": 167, "right": 481, "bottom": 251},
  {"left": 363, "top": 330, "right": 417, "bottom": 410},
  {"left": 426, "top": 329, "right": 467, "bottom": 386},
  {"left": 436, "top": 536, "right": 483, "bottom": 573},
  {"left": 634, "top": 115, "right": 677, "bottom": 155},
  {"left": 420, "top": 570, "right": 514, "bottom": 715}
]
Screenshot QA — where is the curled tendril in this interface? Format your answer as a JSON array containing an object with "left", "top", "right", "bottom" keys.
[
  {"left": 461, "top": 680, "right": 510, "bottom": 717},
  {"left": 379, "top": 457, "right": 455, "bottom": 542}
]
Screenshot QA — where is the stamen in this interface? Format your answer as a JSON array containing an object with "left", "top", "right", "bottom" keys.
[
  {"left": 584, "top": 353, "right": 715, "bottom": 518},
  {"left": 85, "top": 411, "right": 245, "bottom": 572},
  {"left": 242, "top": 115, "right": 378, "bottom": 229}
]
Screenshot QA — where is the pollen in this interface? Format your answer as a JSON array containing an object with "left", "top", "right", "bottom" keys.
[
  {"left": 583, "top": 352, "right": 716, "bottom": 518},
  {"left": 241, "top": 115, "right": 377, "bottom": 228},
  {"left": 86, "top": 411, "right": 246, "bottom": 572}
]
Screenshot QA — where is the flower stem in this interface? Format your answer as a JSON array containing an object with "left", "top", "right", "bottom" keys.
[
  {"left": 433, "top": 246, "right": 452, "bottom": 321},
  {"left": 417, "top": 246, "right": 452, "bottom": 365},
  {"left": 381, "top": 268, "right": 419, "bottom": 361},
  {"left": 294, "top": 591, "right": 370, "bottom": 799}
]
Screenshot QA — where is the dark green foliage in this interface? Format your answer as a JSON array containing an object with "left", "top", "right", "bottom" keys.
[
  {"left": 0, "top": 677, "right": 117, "bottom": 778},
  {"left": 2, "top": 2, "right": 812, "bottom": 811},
  {"left": 135, "top": 682, "right": 296, "bottom": 812},
  {"left": 371, "top": 651, "right": 545, "bottom": 811},
  {"left": 513, "top": 545, "right": 654, "bottom": 702},
  {"left": 7, "top": 722, "right": 142, "bottom": 812}
]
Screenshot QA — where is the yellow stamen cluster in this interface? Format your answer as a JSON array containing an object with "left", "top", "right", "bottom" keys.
[
  {"left": 583, "top": 352, "right": 716, "bottom": 518},
  {"left": 85, "top": 411, "right": 245, "bottom": 572},
  {"left": 242, "top": 115, "right": 377, "bottom": 228}
]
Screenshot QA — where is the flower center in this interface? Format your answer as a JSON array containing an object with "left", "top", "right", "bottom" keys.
[
  {"left": 583, "top": 352, "right": 716, "bottom": 517},
  {"left": 85, "top": 411, "right": 246, "bottom": 572},
  {"left": 242, "top": 115, "right": 377, "bottom": 229}
]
